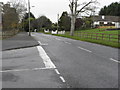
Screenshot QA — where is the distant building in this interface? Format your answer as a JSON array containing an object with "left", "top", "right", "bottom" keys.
[{"left": 92, "top": 15, "right": 120, "bottom": 28}]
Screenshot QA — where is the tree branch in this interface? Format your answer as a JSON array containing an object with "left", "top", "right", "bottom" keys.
[{"left": 77, "top": 0, "right": 96, "bottom": 14}]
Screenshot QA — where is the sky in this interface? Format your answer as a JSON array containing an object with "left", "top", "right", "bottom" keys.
[{"left": 1, "top": 0, "right": 120, "bottom": 23}]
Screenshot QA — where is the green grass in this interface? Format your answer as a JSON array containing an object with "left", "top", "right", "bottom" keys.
[
  {"left": 54, "top": 34, "right": 120, "bottom": 48},
  {"left": 76, "top": 28, "right": 120, "bottom": 34},
  {"left": 40, "top": 28, "right": 120, "bottom": 48}
]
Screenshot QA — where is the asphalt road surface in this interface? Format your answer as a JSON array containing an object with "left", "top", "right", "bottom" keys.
[
  {"left": 32, "top": 32, "right": 119, "bottom": 88},
  {"left": 1, "top": 32, "right": 119, "bottom": 88}
]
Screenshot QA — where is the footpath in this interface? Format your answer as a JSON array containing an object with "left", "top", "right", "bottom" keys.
[
  {"left": 2, "top": 32, "right": 66, "bottom": 88},
  {"left": 2, "top": 32, "right": 39, "bottom": 51}
]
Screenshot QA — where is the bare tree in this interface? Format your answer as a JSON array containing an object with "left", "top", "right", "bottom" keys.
[
  {"left": 69, "top": 0, "right": 98, "bottom": 36},
  {"left": 10, "top": 0, "right": 27, "bottom": 21}
]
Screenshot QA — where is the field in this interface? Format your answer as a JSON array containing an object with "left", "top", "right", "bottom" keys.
[{"left": 54, "top": 28, "right": 120, "bottom": 48}]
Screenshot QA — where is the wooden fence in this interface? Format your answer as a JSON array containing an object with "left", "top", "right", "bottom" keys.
[{"left": 75, "top": 32, "right": 120, "bottom": 43}]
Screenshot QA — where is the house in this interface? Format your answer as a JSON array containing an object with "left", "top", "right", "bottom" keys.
[{"left": 92, "top": 15, "right": 120, "bottom": 28}]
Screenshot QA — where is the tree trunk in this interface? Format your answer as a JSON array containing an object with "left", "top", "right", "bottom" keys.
[{"left": 70, "top": 15, "right": 76, "bottom": 36}]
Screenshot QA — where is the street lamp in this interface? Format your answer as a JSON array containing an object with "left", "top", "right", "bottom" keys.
[{"left": 28, "top": 0, "right": 31, "bottom": 36}]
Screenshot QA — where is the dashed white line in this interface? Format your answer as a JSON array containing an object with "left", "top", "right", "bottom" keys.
[
  {"left": 78, "top": 47, "right": 92, "bottom": 53},
  {"left": 64, "top": 42, "right": 71, "bottom": 45},
  {"left": 110, "top": 58, "right": 120, "bottom": 63},
  {"left": 55, "top": 38, "right": 61, "bottom": 41},
  {"left": 60, "top": 76, "right": 66, "bottom": 83},
  {"left": 37, "top": 46, "right": 56, "bottom": 69},
  {"left": 55, "top": 69, "right": 60, "bottom": 75}
]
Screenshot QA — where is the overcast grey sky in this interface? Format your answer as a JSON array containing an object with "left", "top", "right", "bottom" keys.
[{"left": 1, "top": 0, "right": 120, "bottom": 22}]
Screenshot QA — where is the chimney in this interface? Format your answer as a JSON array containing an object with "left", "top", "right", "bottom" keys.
[{"left": 102, "top": 15, "right": 105, "bottom": 19}]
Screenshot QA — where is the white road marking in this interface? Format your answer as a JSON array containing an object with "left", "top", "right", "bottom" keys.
[
  {"left": 37, "top": 46, "right": 56, "bottom": 69},
  {"left": 55, "top": 38, "right": 61, "bottom": 41},
  {"left": 64, "top": 42, "right": 71, "bottom": 45},
  {"left": 110, "top": 58, "right": 120, "bottom": 63},
  {"left": 60, "top": 76, "right": 66, "bottom": 83},
  {"left": 38, "top": 41, "right": 48, "bottom": 46},
  {"left": 78, "top": 47, "right": 92, "bottom": 53},
  {"left": 55, "top": 69, "right": 60, "bottom": 75},
  {"left": 31, "top": 34, "right": 35, "bottom": 36},
  {"left": 0, "top": 68, "right": 51, "bottom": 73}
]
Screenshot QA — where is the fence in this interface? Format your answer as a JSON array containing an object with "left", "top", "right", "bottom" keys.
[
  {"left": 76, "top": 32, "right": 120, "bottom": 43},
  {"left": 65, "top": 32, "right": 120, "bottom": 43},
  {"left": 0, "top": 29, "right": 19, "bottom": 39}
]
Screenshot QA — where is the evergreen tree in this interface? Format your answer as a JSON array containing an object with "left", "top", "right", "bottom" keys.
[
  {"left": 99, "top": 2, "right": 120, "bottom": 16},
  {"left": 36, "top": 16, "right": 52, "bottom": 31},
  {"left": 22, "top": 12, "right": 35, "bottom": 32},
  {"left": 58, "top": 12, "right": 71, "bottom": 31}
]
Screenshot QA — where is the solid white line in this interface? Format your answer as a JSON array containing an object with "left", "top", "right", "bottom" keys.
[
  {"left": 55, "top": 69, "right": 60, "bottom": 75},
  {"left": 60, "top": 76, "right": 66, "bottom": 83},
  {"left": 0, "top": 68, "right": 51, "bottom": 73},
  {"left": 64, "top": 42, "right": 71, "bottom": 44},
  {"left": 78, "top": 47, "right": 92, "bottom": 53},
  {"left": 37, "top": 46, "right": 56, "bottom": 69},
  {"left": 110, "top": 58, "right": 120, "bottom": 63}
]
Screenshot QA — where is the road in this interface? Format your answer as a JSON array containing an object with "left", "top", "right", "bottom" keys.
[
  {"left": 1, "top": 32, "right": 119, "bottom": 88},
  {"left": 32, "top": 32, "right": 119, "bottom": 88}
]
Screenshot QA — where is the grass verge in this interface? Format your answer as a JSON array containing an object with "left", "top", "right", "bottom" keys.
[
  {"left": 54, "top": 34, "right": 119, "bottom": 48},
  {"left": 42, "top": 32, "right": 119, "bottom": 48},
  {"left": 39, "top": 28, "right": 119, "bottom": 48}
]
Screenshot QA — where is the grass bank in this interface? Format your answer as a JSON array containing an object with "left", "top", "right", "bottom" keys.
[{"left": 41, "top": 28, "right": 120, "bottom": 48}]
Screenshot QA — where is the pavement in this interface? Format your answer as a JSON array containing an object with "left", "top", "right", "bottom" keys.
[
  {"left": 2, "top": 46, "right": 66, "bottom": 88},
  {"left": 2, "top": 32, "right": 39, "bottom": 51},
  {"left": 1, "top": 32, "right": 66, "bottom": 88}
]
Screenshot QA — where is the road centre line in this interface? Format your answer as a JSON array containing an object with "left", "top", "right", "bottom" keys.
[
  {"left": 55, "top": 38, "right": 61, "bottom": 41},
  {"left": 110, "top": 58, "right": 120, "bottom": 63},
  {"left": 55, "top": 69, "right": 60, "bottom": 75},
  {"left": 60, "top": 76, "right": 66, "bottom": 83},
  {"left": 64, "top": 41, "right": 71, "bottom": 44},
  {"left": 78, "top": 47, "right": 92, "bottom": 53}
]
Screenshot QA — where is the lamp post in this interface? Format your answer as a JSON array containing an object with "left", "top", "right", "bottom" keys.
[{"left": 28, "top": 0, "right": 31, "bottom": 36}]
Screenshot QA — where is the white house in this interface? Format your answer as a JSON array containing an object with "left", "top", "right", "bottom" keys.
[{"left": 92, "top": 15, "right": 120, "bottom": 28}]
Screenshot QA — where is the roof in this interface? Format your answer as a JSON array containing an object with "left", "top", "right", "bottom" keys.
[{"left": 92, "top": 15, "right": 120, "bottom": 22}]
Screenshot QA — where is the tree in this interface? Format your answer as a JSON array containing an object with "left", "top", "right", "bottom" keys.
[
  {"left": 82, "top": 16, "right": 93, "bottom": 29},
  {"left": 10, "top": 0, "right": 27, "bottom": 20},
  {"left": 36, "top": 16, "right": 52, "bottom": 31},
  {"left": 99, "top": 2, "right": 120, "bottom": 16},
  {"left": 22, "top": 12, "right": 35, "bottom": 32},
  {"left": 58, "top": 11, "right": 71, "bottom": 31},
  {"left": 75, "top": 18, "right": 83, "bottom": 29},
  {"left": 69, "top": 0, "right": 98, "bottom": 36},
  {"left": 2, "top": 3, "right": 19, "bottom": 31}
]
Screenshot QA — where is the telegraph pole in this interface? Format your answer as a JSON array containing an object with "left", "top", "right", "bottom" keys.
[
  {"left": 57, "top": 14, "right": 59, "bottom": 31},
  {"left": 28, "top": 0, "right": 31, "bottom": 36}
]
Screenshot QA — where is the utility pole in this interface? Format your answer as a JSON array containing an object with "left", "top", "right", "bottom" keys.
[
  {"left": 28, "top": 0, "right": 31, "bottom": 36},
  {"left": 57, "top": 14, "right": 59, "bottom": 31}
]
